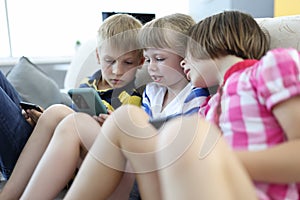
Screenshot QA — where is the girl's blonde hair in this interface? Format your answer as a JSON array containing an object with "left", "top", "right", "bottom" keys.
[
  {"left": 188, "top": 11, "right": 270, "bottom": 60},
  {"left": 138, "top": 13, "right": 195, "bottom": 57},
  {"left": 97, "top": 14, "right": 143, "bottom": 57}
]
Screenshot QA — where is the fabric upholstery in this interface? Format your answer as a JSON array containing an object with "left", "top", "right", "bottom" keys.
[
  {"left": 256, "top": 15, "right": 300, "bottom": 50},
  {"left": 65, "top": 15, "right": 300, "bottom": 91}
]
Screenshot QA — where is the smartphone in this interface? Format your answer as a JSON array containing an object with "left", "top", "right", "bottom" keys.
[
  {"left": 20, "top": 101, "right": 43, "bottom": 112},
  {"left": 68, "top": 88, "right": 107, "bottom": 116}
]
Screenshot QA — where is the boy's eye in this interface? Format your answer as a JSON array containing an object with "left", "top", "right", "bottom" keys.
[
  {"left": 156, "top": 58, "right": 165, "bottom": 62},
  {"left": 125, "top": 61, "right": 133, "bottom": 65}
]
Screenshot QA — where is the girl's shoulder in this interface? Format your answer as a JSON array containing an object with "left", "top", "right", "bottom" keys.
[
  {"left": 259, "top": 48, "right": 299, "bottom": 69},
  {"left": 253, "top": 48, "right": 300, "bottom": 109},
  {"left": 254, "top": 48, "right": 300, "bottom": 79}
]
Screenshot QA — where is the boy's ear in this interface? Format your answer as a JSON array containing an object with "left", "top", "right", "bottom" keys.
[{"left": 96, "top": 48, "right": 100, "bottom": 64}]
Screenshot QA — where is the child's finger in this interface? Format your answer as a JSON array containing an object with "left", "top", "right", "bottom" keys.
[
  {"left": 107, "top": 110, "right": 113, "bottom": 115},
  {"left": 99, "top": 113, "right": 109, "bottom": 120}
]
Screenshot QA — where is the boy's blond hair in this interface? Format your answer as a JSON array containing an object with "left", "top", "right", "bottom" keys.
[
  {"left": 97, "top": 14, "right": 143, "bottom": 57},
  {"left": 138, "top": 13, "right": 195, "bottom": 57},
  {"left": 188, "top": 11, "right": 270, "bottom": 60}
]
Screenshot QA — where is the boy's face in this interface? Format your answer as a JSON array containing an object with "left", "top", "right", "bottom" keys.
[
  {"left": 98, "top": 45, "right": 143, "bottom": 88},
  {"left": 143, "top": 48, "right": 187, "bottom": 87}
]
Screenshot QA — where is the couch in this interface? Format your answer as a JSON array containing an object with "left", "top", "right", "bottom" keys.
[
  {"left": 5, "top": 14, "right": 300, "bottom": 109},
  {"left": 64, "top": 14, "right": 300, "bottom": 91}
]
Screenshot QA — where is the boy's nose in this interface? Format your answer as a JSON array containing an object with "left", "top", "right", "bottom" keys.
[{"left": 112, "top": 63, "right": 123, "bottom": 75}]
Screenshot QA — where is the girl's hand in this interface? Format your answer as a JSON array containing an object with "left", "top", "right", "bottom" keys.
[
  {"left": 22, "top": 107, "right": 44, "bottom": 127},
  {"left": 93, "top": 110, "right": 112, "bottom": 126}
]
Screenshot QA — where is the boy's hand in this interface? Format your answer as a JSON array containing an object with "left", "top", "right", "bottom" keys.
[
  {"left": 93, "top": 110, "right": 112, "bottom": 126},
  {"left": 22, "top": 107, "right": 44, "bottom": 127}
]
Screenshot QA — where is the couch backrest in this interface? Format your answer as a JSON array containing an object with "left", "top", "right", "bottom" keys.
[
  {"left": 64, "top": 39, "right": 99, "bottom": 90},
  {"left": 256, "top": 15, "right": 300, "bottom": 51},
  {"left": 64, "top": 14, "right": 300, "bottom": 90},
  {"left": 64, "top": 39, "right": 152, "bottom": 89}
]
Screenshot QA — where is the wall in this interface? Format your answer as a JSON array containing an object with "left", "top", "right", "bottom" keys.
[
  {"left": 232, "top": 0, "right": 274, "bottom": 18},
  {"left": 274, "top": 0, "right": 300, "bottom": 16},
  {"left": 188, "top": 0, "right": 231, "bottom": 21},
  {"left": 189, "top": 0, "right": 274, "bottom": 21}
]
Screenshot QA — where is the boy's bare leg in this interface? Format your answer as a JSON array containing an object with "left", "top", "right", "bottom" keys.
[
  {"left": 0, "top": 104, "right": 74, "bottom": 200},
  {"left": 20, "top": 112, "right": 99, "bottom": 199},
  {"left": 64, "top": 105, "right": 162, "bottom": 200},
  {"left": 157, "top": 114, "right": 257, "bottom": 200}
]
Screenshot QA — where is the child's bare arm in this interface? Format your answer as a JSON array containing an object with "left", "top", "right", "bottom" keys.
[
  {"left": 93, "top": 110, "right": 113, "bottom": 126},
  {"left": 236, "top": 95, "right": 300, "bottom": 183}
]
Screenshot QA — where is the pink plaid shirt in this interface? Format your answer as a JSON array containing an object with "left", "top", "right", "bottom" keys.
[{"left": 201, "top": 48, "right": 300, "bottom": 200}]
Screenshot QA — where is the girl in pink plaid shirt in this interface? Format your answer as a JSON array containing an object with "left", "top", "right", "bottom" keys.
[
  {"left": 181, "top": 11, "right": 300, "bottom": 200},
  {"left": 62, "top": 11, "right": 300, "bottom": 200}
]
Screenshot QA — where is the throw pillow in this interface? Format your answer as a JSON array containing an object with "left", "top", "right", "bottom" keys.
[{"left": 6, "top": 56, "right": 64, "bottom": 108}]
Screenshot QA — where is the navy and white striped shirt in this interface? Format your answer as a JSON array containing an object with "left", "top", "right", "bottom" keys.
[{"left": 142, "top": 82, "right": 209, "bottom": 120}]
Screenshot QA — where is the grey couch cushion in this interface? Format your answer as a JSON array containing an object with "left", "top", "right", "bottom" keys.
[{"left": 6, "top": 56, "right": 71, "bottom": 108}]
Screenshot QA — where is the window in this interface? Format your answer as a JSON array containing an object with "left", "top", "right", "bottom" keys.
[
  {"left": 0, "top": 0, "right": 11, "bottom": 57},
  {"left": 0, "top": 0, "right": 188, "bottom": 60},
  {"left": 4, "top": 0, "right": 101, "bottom": 58}
]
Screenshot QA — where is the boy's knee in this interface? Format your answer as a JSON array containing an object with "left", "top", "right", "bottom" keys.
[
  {"left": 57, "top": 112, "right": 93, "bottom": 132},
  {"left": 53, "top": 112, "right": 101, "bottom": 145},
  {"left": 41, "top": 104, "right": 73, "bottom": 120},
  {"left": 45, "top": 104, "right": 73, "bottom": 114},
  {"left": 37, "top": 104, "right": 74, "bottom": 129}
]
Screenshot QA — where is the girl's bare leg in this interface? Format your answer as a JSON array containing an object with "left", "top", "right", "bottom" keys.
[
  {"left": 0, "top": 104, "right": 74, "bottom": 200},
  {"left": 64, "top": 105, "right": 162, "bottom": 200},
  {"left": 20, "top": 112, "right": 99, "bottom": 200},
  {"left": 156, "top": 114, "right": 257, "bottom": 200}
]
